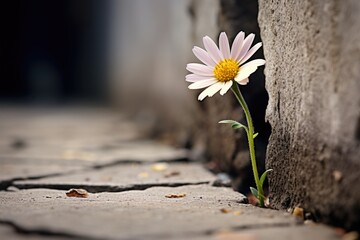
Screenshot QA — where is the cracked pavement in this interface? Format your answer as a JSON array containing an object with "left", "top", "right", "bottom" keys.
[{"left": 0, "top": 107, "right": 341, "bottom": 240}]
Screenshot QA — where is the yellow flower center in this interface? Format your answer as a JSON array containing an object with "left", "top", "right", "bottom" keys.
[{"left": 213, "top": 59, "right": 239, "bottom": 82}]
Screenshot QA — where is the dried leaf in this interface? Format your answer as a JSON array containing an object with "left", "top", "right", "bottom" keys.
[
  {"left": 66, "top": 189, "right": 89, "bottom": 198},
  {"left": 165, "top": 193, "right": 186, "bottom": 198},
  {"left": 220, "top": 208, "right": 231, "bottom": 213},
  {"left": 164, "top": 171, "right": 180, "bottom": 178},
  {"left": 292, "top": 207, "right": 304, "bottom": 219}
]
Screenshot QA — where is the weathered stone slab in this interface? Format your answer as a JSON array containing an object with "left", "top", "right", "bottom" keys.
[
  {"left": 0, "top": 225, "right": 70, "bottom": 240},
  {"left": 0, "top": 185, "right": 297, "bottom": 240},
  {"left": 184, "top": 224, "right": 340, "bottom": 240},
  {"left": 0, "top": 140, "right": 188, "bottom": 166},
  {"left": 234, "top": 224, "right": 341, "bottom": 240},
  {"left": 0, "top": 107, "right": 140, "bottom": 145},
  {"left": 0, "top": 158, "right": 88, "bottom": 190},
  {"left": 13, "top": 163, "right": 216, "bottom": 192},
  {"left": 258, "top": 0, "right": 360, "bottom": 230}
]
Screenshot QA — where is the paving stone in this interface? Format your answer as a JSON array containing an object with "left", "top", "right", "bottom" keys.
[
  {"left": 0, "top": 158, "right": 88, "bottom": 190},
  {"left": 0, "top": 185, "right": 297, "bottom": 240},
  {"left": 0, "top": 140, "right": 188, "bottom": 166},
  {"left": 0, "top": 224, "right": 71, "bottom": 240},
  {"left": 0, "top": 107, "right": 140, "bottom": 144},
  {"left": 177, "top": 224, "right": 341, "bottom": 240},
  {"left": 13, "top": 163, "right": 216, "bottom": 192},
  {"left": 233, "top": 224, "right": 341, "bottom": 240},
  {"left": 167, "top": 225, "right": 341, "bottom": 240}
]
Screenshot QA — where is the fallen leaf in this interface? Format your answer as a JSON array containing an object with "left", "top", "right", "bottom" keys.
[
  {"left": 292, "top": 207, "right": 304, "bottom": 219},
  {"left": 247, "top": 194, "right": 258, "bottom": 206},
  {"left": 220, "top": 208, "right": 231, "bottom": 213},
  {"left": 165, "top": 193, "right": 186, "bottom": 198},
  {"left": 164, "top": 171, "right": 180, "bottom": 178},
  {"left": 66, "top": 189, "right": 89, "bottom": 198},
  {"left": 151, "top": 163, "right": 168, "bottom": 172}
]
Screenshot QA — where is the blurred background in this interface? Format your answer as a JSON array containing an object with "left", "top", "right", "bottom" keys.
[{"left": 0, "top": 0, "right": 268, "bottom": 194}]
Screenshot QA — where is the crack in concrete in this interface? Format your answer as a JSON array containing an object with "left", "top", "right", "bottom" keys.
[
  {"left": 0, "top": 172, "right": 76, "bottom": 191},
  {"left": 12, "top": 181, "right": 213, "bottom": 193},
  {"left": 0, "top": 157, "right": 190, "bottom": 191}
]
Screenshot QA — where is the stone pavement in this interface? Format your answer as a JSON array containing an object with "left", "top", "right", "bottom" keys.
[{"left": 0, "top": 107, "right": 342, "bottom": 240}]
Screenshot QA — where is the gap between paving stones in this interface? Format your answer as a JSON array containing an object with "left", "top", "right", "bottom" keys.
[
  {"left": 7, "top": 161, "right": 221, "bottom": 194},
  {"left": 12, "top": 181, "right": 213, "bottom": 193},
  {"left": 0, "top": 154, "right": 191, "bottom": 192}
]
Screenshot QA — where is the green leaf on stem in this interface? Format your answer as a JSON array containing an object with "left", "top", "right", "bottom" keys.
[
  {"left": 250, "top": 187, "right": 259, "bottom": 199},
  {"left": 259, "top": 169, "right": 273, "bottom": 189},
  {"left": 253, "top": 132, "right": 259, "bottom": 138},
  {"left": 219, "top": 120, "right": 248, "bottom": 132}
]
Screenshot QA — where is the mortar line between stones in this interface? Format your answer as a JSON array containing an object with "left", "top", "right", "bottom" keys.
[
  {"left": 0, "top": 157, "right": 194, "bottom": 191},
  {"left": 11, "top": 181, "right": 214, "bottom": 193}
]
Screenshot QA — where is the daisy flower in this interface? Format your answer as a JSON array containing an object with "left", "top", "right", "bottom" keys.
[{"left": 186, "top": 32, "right": 265, "bottom": 101}]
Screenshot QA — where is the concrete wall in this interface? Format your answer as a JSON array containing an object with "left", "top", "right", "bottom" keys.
[{"left": 258, "top": 0, "right": 360, "bottom": 230}]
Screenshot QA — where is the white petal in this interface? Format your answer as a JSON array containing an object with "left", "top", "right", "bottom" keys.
[
  {"left": 192, "top": 46, "right": 216, "bottom": 67},
  {"left": 220, "top": 80, "right": 233, "bottom": 95},
  {"left": 237, "top": 33, "right": 255, "bottom": 62},
  {"left": 188, "top": 79, "right": 217, "bottom": 89},
  {"left": 235, "top": 59, "right": 265, "bottom": 82},
  {"left": 242, "top": 59, "right": 266, "bottom": 68},
  {"left": 239, "top": 42, "right": 262, "bottom": 65},
  {"left": 238, "top": 78, "right": 249, "bottom": 85},
  {"left": 198, "top": 82, "right": 223, "bottom": 101},
  {"left": 186, "top": 74, "right": 214, "bottom": 82},
  {"left": 186, "top": 63, "right": 214, "bottom": 76},
  {"left": 230, "top": 31, "right": 244, "bottom": 60},
  {"left": 219, "top": 32, "right": 231, "bottom": 59},
  {"left": 203, "top": 36, "right": 223, "bottom": 63}
]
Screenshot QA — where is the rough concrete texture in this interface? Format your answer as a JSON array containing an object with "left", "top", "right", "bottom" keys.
[
  {"left": 0, "top": 186, "right": 299, "bottom": 240},
  {"left": 13, "top": 163, "right": 216, "bottom": 192},
  {"left": 0, "top": 140, "right": 188, "bottom": 165},
  {"left": 201, "top": 0, "right": 270, "bottom": 193},
  {"left": 0, "top": 107, "right": 344, "bottom": 239},
  {"left": 0, "top": 157, "right": 86, "bottom": 190},
  {"left": 258, "top": 0, "right": 360, "bottom": 230}
]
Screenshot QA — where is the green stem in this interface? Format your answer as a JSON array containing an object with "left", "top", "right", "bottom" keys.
[{"left": 231, "top": 82, "right": 264, "bottom": 207}]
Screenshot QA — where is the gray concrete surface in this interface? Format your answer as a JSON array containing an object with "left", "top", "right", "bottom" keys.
[{"left": 0, "top": 107, "right": 343, "bottom": 239}]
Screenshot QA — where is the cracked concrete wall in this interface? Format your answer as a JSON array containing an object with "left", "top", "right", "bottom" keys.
[{"left": 258, "top": 0, "right": 360, "bottom": 230}]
